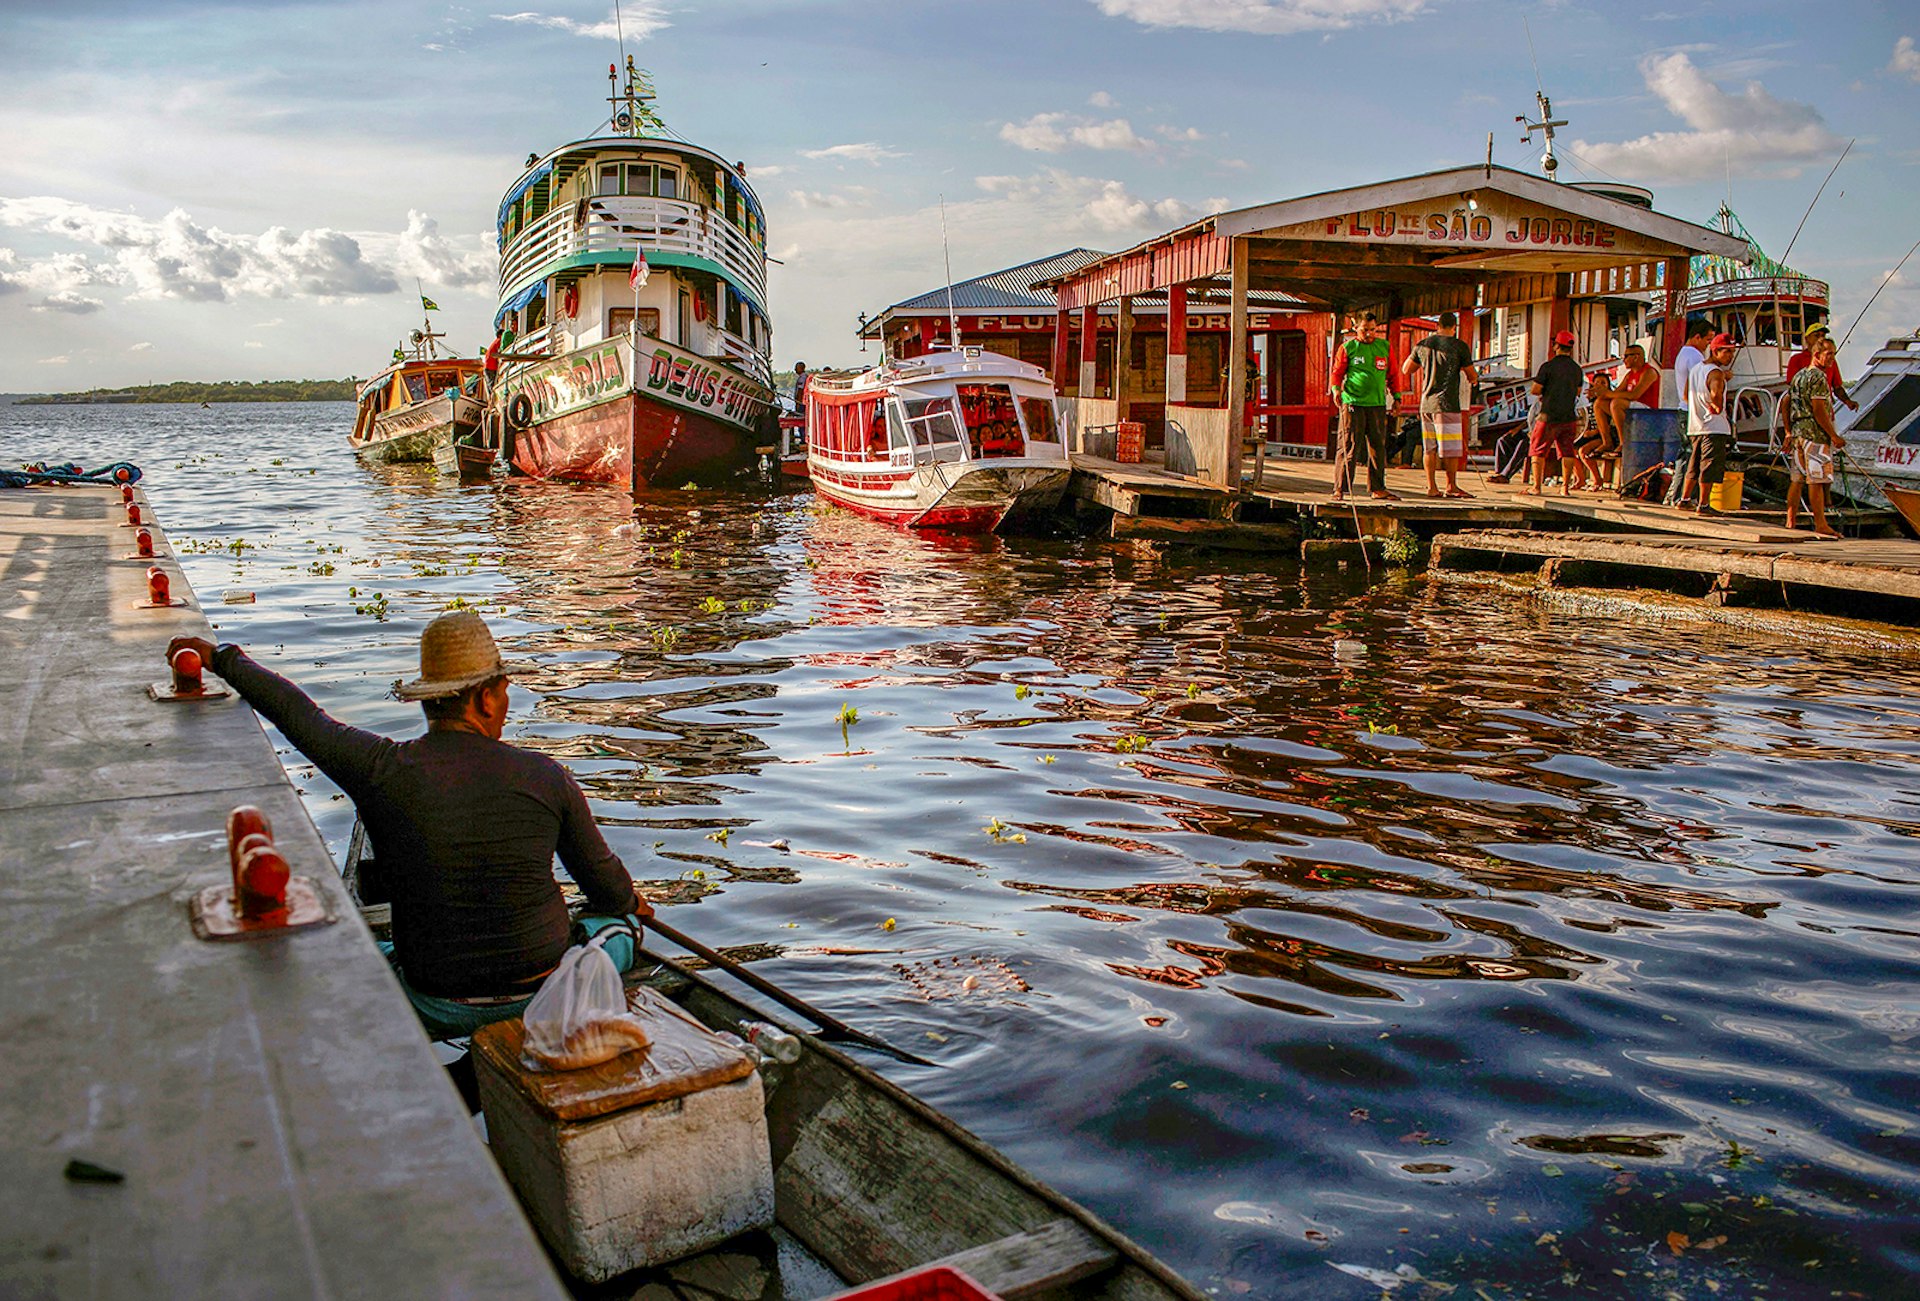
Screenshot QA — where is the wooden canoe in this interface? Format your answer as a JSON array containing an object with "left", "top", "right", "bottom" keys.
[
  {"left": 344, "top": 821, "right": 1196, "bottom": 1300},
  {"left": 1881, "top": 483, "right": 1920, "bottom": 541},
  {"left": 623, "top": 951, "right": 1203, "bottom": 1301}
]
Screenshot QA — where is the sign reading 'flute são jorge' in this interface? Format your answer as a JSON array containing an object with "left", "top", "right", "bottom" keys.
[{"left": 1272, "top": 194, "right": 1666, "bottom": 256}]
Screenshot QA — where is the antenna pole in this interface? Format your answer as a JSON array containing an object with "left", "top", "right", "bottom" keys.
[
  {"left": 939, "top": 195, "right": 959, "bottom": 348},
  {"left": 1517, "top": 89, "right": 1568, "bottom": 181}
]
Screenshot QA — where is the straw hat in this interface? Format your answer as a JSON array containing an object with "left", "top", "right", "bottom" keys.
[{"left": 394, "top": 610, "right": 530, "bottom": 700}]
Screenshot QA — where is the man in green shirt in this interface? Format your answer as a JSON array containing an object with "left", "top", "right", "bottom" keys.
[{"left": 1329, "top": 313, "right": 1398, "bottom": 501}]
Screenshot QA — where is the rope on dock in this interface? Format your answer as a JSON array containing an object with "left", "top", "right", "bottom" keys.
[{"left": 0, "top": 460, "right": 143, "bottom": 489}]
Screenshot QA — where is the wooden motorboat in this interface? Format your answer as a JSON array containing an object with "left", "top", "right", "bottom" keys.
[
  {"left": 432, "top": 432, "right": 498, "bottom": 480},
  {"left": 350, "top": 317, "right": 484, "bottom": 465},
  {"left": 344, "top": 831, "right": 1195, "bottom": 1299},
  {"left": 805, "top": 348, "right": 1071, "bottom": 532}
]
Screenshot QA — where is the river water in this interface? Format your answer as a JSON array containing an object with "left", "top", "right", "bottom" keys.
[{"left": 8, "top": 402, "right": 1919, "bottom": 1297}]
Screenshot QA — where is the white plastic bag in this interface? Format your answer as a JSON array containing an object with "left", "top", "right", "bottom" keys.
[{"left": 520, "top": 941, "right": 651, "bottom": 1072}]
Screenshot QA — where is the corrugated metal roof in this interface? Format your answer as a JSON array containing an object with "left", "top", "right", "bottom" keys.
[{"left": 884, "top": 248, "right": 1112, "bottom": 312}]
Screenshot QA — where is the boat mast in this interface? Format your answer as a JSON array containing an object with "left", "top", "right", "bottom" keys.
[{"left": 606, "top": 56, "right": 665, "bottom": 137}]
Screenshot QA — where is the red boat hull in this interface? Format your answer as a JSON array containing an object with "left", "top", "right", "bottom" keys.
[
  {"left": 510, "top": 389, "right": 760, "bottom": 491},
  {"left": 813, "top": 486, "right": 1007, "bottom": 533}
]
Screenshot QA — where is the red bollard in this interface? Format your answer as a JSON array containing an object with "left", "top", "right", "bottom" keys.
[
  {"left": 126, "top": 501, "right": 143, "bottom": 526},
  {"left": 146, "top": 567, "right": 170, "bottom": 605},
  {"left": 134, "top": 529, "right": 155, "bottom": 558},
  {"left": 226, "top": 807, "right": 273, "bottom": 896},
  {"left": 237, "top": 844, "right": 292, "bottom": 918},
  {"left": 169, "top": 647, "right": 204, "bottom": 695},
  {"left": 121, "top": 484, "right": 135, "bottom": 503}
]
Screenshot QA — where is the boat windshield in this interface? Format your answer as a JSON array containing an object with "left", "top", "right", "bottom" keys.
[
  {"left": 901, "top": 397, "right": 966, "bottom": 463},
  {"left": 1856, "top": 374, "right": 1920, "bottom": 440},
  {"left": 1019, "top": 395, "right": 1059, "bottom": 443},
  {"left": 956, "top": 384, "right": 1023, "bottom": 458},
  {"left": 404, "top": 373, "right": 430, "bottom": 402}
]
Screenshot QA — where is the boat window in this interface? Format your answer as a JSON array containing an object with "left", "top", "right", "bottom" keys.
[
  {"left": 427, "top": 370, "right": 458, "bottom": 395},
  {"left": 1858, "top": 375, "right": 1920, "bottom": 437},
  {"left": 609, "top": 307, "right": 661, "bottom": 339},
  {"left": 625, "top": 163, "right": 652, "bottom": 197},
  {"left": 956, "top": 383, "right": 1023, "bottom": 458},
  {"left": 863, "top": 401, "right": 888, "bottom": 461},
  {"left": 886, "top": 401, "right": 910, "bottom": 452},
  {"left": 598, "top": 164, "right": 621, "bottom": 196},
  {"left": 404, "top": 373, "right": 429, "bottom": 402},
  {"left": 903, "top": 397, "right": 964, "bottom": 449},
  {"left": 1020, "top": 396, "right": 1058, "bottom": 443},
  {"left": 657, "top": 168, "right": 679, "bottom": 200}
]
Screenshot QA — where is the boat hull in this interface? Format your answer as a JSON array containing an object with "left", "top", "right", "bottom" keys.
[
  {"left": 352, "top": 391, "right": 483, "bottom": 464},
  {"left": 812, "top": 461, "right": 1070, "bottom": 533},
  {"left": 503, "top": 335, "right": 774, "bottom": 491}
]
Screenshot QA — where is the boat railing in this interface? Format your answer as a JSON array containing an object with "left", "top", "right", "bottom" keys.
[
  {"left": 498, "top": 195, "right": 767, "bottom": 311},
  {"left": 713, "top": 335, "right": 773, "bottom": 389},
  {"left": 1730, "top": 383, "right": 1788, "bottom": 455}
]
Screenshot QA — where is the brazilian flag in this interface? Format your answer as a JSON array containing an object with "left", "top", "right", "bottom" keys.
[
  {"left": 421, "top": 295, "right": 440, "bottom": 311},
  {"left": 392, "top": 347, "right": 404, "bottom": 362}
]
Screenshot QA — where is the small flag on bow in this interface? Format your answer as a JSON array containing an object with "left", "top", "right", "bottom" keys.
[
  {"left": 392, "top": 347, "right": 404, "bottom": 362},
  {"left": 421, "top": 295, "right": 440, "bottom": 312},
  {"left": 629, "top": 247, "right": 650, "bottom": 291}
]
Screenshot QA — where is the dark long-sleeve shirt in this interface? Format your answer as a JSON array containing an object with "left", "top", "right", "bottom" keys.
[{"left": 214, "top": 646, "right": 637, "bottom": 997}]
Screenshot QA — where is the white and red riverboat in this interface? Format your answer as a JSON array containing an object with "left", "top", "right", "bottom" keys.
[
  {"left": 805, "top": 347, "right": 1071, "bottom": 532},
  {"left": 493, "top": 61, "right": 776, "bottom": 491}
]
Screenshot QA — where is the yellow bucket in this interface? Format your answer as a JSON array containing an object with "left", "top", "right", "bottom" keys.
[{"left": 1708, "top": 470, "right": 1744, "bottom": 512}]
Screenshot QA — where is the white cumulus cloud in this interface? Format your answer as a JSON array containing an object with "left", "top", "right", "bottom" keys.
[
  {"left": 38, "top": 355, "right": 70, "bottom": 365},
  {"left": 786, "top": 188, "right": 878, "bottom": 211},
  {"left": 1893, "top": 36, "right": 1920, "bottom": 82},
  {"left": 1092, "top": 0, "right": 1428, "bottom": 35},
  {"left": 1001, "top": 113, "right": 1148, "bottom": 153},
  {"left": 800, "top": 143, "right": 905, "bottom": 164},
  {"left": 129, "top": 341, "right": 153, "bottom": 352},
  {"left": 974, "top": 170, "right": 1223, "bottom": 234},
  {"left": 1570, "top": 52, "right": 1844, "bottom": 182},
  {"left": 0, "top": 197, "right": 496, "bottom": 305},
  {"left": 490, "top": 6, "right": 669, "bottom": 41},
  {"left": 1090, "top": 90, "right": 1117, "bottom": 108},
  {"left": 34, "top": 291, "right": 103, "bottom": 315}
]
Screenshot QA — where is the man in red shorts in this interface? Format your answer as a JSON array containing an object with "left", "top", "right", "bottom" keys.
[{"left": 1527, "top": 331, "right": 1591, "bottom": 497}]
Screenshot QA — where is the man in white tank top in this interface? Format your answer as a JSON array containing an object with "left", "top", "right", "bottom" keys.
[{"left": 1679, "top": 333, "right": 1738, "bottom": 514}]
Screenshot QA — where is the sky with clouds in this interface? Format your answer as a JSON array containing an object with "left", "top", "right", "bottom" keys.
[{"left": 1, "top": 0, "right": 1916, "bottom": 391}]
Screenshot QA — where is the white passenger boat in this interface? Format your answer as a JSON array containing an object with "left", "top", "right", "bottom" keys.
[
  {"left": 1834, "top": 329, "right": 1920, "bottom": 515},
  {"left": 805, "top": 347, "right": 1070, "bottom": 532},
  {"left": 492, "top": 61, "right": 776, "bottom": 490}
]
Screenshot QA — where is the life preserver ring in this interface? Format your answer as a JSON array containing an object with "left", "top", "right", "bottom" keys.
[
  {"left": 692, "top": 294, "right": 708, "bottom": 323},
  {"left": 506, "top": 393, "right": 533, "bottom": 430}
]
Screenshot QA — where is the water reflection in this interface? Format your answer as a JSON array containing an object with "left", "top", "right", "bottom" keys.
[{"left": 8, "top": 403, "right": 1919, "bottom": 1297}]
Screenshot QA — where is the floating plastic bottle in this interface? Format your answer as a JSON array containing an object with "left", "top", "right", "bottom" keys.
[{"left": 739, "top": 1020, "right": 802, "bottom": 1065}]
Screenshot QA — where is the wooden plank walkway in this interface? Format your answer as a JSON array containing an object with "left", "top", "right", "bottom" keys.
[
  {"left": 1432, "top": 528, "right": 1920, "bottom": 604},
  {"left": 0, "top": 484, "right": 565, "bottom": 1299},
  {"left": 1071, "top": 450, "right": 1837, "bottom": 545}
]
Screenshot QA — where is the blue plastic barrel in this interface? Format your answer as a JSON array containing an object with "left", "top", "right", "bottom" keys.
[{"left": 1621, "top": 407, "right": 1685, "bottom": 486}]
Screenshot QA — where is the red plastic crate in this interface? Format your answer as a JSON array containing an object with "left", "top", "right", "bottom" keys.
[
  {"left": 1115, "top": 420, "right": 1145, "bottom": 464},
  {"left": 832, "top": 1265, "right": 1003, "bottom": 1301}
]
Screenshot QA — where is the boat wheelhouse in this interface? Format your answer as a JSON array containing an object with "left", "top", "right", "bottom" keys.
[
  {"left": 348, "top": 316, "right": 483, "bottom": 465},
  {"left": 1645, "top": 203, "right": 1831, "bottom": 442},
  {"left": 806, "top": 347, "right": 1070, "bottom": 532},
  {"left": 493, "top": 61, "right": 776, "bottom": 491}
]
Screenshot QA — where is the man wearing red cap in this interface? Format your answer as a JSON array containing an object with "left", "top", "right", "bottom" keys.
[
  {"left": 1680, "top": 333, "right": 1739, "bottom": 514},
  {"left": 1527, "top": 331, "right": 1593, "bottom": 497}
]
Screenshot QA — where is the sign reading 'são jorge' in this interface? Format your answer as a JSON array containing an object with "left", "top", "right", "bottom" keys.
[{"left": 1271, "top": 193, "right": 1665, "bottom": 256}]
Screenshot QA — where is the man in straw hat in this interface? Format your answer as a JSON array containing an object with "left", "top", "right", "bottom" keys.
[{"left": 168, "top": 610, "right": 652, "bottom": 1042}]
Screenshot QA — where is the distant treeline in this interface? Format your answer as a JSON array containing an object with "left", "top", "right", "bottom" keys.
[{"left": 21, "top": 379, "right": 357, "bottom": 405}]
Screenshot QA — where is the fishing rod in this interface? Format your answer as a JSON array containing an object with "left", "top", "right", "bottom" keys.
[{"left": 1838, "top": 236, "right": 1920, "bottom": 352}]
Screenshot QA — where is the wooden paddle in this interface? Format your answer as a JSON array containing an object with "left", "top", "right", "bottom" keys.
[{"left": 641, "top": 915, "right": 937, "bottom": 1068}]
